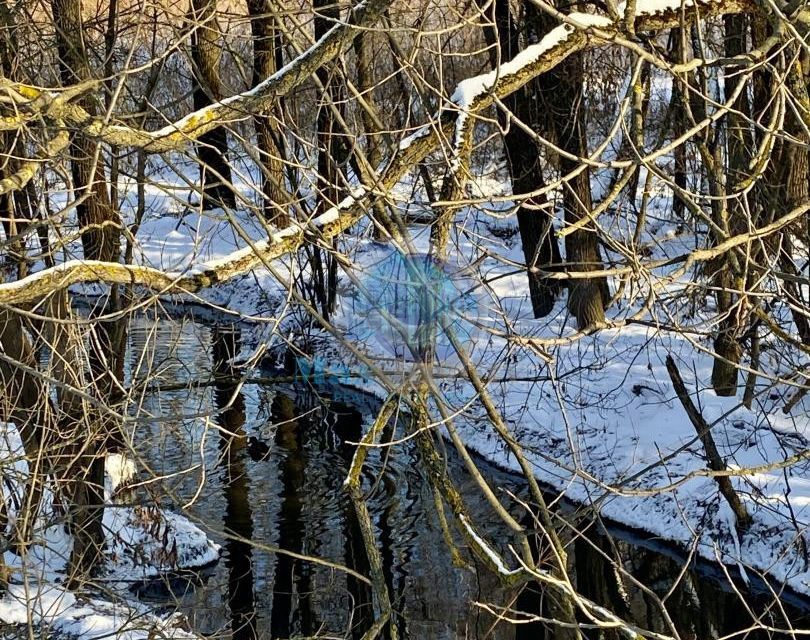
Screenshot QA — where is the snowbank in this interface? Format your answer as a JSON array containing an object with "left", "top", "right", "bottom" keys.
[
  {"left": 0, "top": 423, "right": 219, "bottom": 637},
  {"left": 102, "top": 187, "right": 810, "bottom": 603},
  {"left": 0, "top": 583, "right": 197, "bottom": 639}
]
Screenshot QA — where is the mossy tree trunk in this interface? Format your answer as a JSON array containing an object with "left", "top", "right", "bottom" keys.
[
  {"left": 0, "top": 6, "right": 31, "bottom": 280},
  {"left": 52, "top": 0, "right": 123, "bottom": 583},
  {"left": 190, "top": 0, "right": 236, "bottom": 210},
  {"left": 248, "top": 0, "right": 289, "bottom": 226}
]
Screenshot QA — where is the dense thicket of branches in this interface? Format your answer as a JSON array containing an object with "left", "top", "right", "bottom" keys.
[{"left": 0, "top": 0, "right": 807, "bottom": 636}]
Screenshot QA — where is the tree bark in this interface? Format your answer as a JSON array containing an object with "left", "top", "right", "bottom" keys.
[
  {"left": 313, "top": 0, "right": 347, "bottom": 318},
  {"left": 541, "top": 12, "right": 609, "bottom": 328},
  {"left": 52, "top": 0, "right": 120, "bottom": 262},
  {"left": 354, "top": 30, "right": 394, "bottom": 241},
  {"left": 709, "top": 14, "right": 752, "bottom": 396},
  {"left": 667, "top": 356, "right": 751, "bottom": 531},
  {"left": 190, "top": 0, "right": 236, "bottom": 209},
  {"left": 483, "top": 0, "right": 562, "bottom": 318},
  {"left": 754, "top": 24, "right": 810, "bottom": 348},
  {"left": 52, "top": 0, "right": 122, "bottom": 582},
  {"left": 247, "top": 0, "right": 289, "bottom": 226},
  {"left": 668, "top": 28, "right": 689, "bottom": 220},
  {"left": 0, "top": 6, "right": 31, "bottom": 280}
]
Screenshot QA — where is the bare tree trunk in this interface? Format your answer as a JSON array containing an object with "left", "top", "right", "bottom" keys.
[
  {"left": 104, "top": 0, "right": 118, "bottom": 208},
  {"left": 190, "top": 0, "right": 236, "bottom": 210},
  {"left": 384, "top": 15, "right": 437, "bottom": 208},
  {"left": 354, "top": 31, "right": 393, "bottom": 241},
  {"left": 52, "top": 0, "right": 120, "bottom": 262},
  {"left": 248, "top": 0, "right": 289, "bottom": 226},
  {"left": 545, "top": 35, "right": 608, "bottom": 328},
  {"left": 667, "top": 356, "right": 751, "bottom": 530},
  {"left": 709, "top": 14, "right": 752, "bottom": 396},
  {"left": 0, "top": 6, "right": 30, "bottom": 280},
  {"left": 52, "top": 0, "right": 122, "bottom": 582},
  {"left": 758, "top": 33, "right": 810, "bottom": 347},
  {"left": 485, "top": 0, "right": 562, "bottom": 318},
  {"left": 313, "top": 0, "right": 347, "bottom": 318},
  {"left": 669, "top": 28, "right": 688, "bottom": 219}
]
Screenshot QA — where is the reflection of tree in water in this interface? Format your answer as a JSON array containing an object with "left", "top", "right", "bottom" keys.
[
  {"left": 331, "top": 404, "right": 374, "bottom": 638},
  {"left": 629, "top": 551, "right": 726, "bottom": 640},
  {"left": 622, "top": 539, "right": 797, "bottom": 640},
  {"left": 69, "top": 299, "right": 130, "bottom": 582},
  {"left": 376, "top": 417, "right": 412, "bottom": 639},
  {"left": 573, "top": 523, "right": 628, "bottom": 640},
  {"left": 270, "top": 391, "right": 315, "bottom": 638},
  {"left": 187, "top": 323, "right": 800, "bottom": 640},
  {"left": 513, "top": 517, "right": 793, "bottom": 640},
  {"left": 212, "top": 326, "right": 256, "bottom": 640}
]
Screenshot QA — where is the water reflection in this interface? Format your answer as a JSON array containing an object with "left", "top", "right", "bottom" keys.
[
  {"left": 126, "top": 316, "right": 810, "bottom": 639},
  {"left": 270, "top": 391, "right": 315, "bottom": 638},
  {"left": 333, "top": 406, "right": 374, "bottom": 638},
  {"left": 212, "top": 326, "right": 256, "bottom": 640}
]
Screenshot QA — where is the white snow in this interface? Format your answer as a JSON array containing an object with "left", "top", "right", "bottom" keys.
[
  {"left": 105, "top": 453, "right": 136, "bottom": 499},
  {"left": 4, "top": 0, "right": 805, "bottom": 633},
  {"left": 310, "top": 187, "right": 367, "bottom": 228},
  {"left": 459, "top": 515, "right": 521, "bottom": 576},
  {"left": 0, "top": 423, "right": 219, "bottom": 635},
  {"left": 624, "top": 0, "right": 726, "bottom": 16},
  {"left": 117, "top": 191, "right": 810, "bottom": 603},
  {"left": 0, "top": 584, "right": 197, "bottom": 639}
]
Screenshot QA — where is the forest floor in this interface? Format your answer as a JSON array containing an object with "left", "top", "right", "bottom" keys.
[
  {"left": 122, "top": 159, "right": 810, "bottom": 599},
  {"left": 3, "top": 156, "right": 810, "bottom": 634}
]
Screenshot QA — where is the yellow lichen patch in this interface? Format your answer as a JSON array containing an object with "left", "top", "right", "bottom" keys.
[
  {"left": 0, "top": 116, "right": 26, "bottom": 130},
  {"left": 182, "top": 107, "right": 219, "bottom": 134},
  {"left": 14, "top": 84, "right": 42, "bottom": 100}
]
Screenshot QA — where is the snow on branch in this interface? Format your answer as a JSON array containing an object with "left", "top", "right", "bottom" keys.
[
  {"left": 443, "top": 0, "right": 757, "bottom": 167},
  {"left": 0, "top": 0, "right": 757, "bottom": 305},
  {"left": 0, "top": 192, "right": 366, "bottom": 305},
  {"left": 0, "top": 129, "right": 69, "bottom": 196},
  {"left": 0, "top": 0, "right": 392, "bottom": 153}
]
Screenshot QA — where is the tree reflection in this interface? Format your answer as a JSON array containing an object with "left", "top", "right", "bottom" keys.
[
  {"left": 270, "top": 391, "right": 314, "bottom": 638},
  {"left": 212, "top": 325, "right": 256, "bottom": 640}
]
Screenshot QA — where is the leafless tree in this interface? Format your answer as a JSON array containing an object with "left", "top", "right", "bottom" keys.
[{"left": 0, "top": 0, "right": 807, "bottom": 637}]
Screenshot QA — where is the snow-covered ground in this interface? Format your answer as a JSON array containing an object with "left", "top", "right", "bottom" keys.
[
  {"left": 88, "top": 155, "right": 810, "bottom": 607},
  {"left": 0, "top": 422, "right": 219, "bottom": 638},
  {"left": 0, "top": 425, "right": 220, "bottom": 583},
  {"left": 0, "top": 583, "right": 197, "bottom": 639},
  {"left": 2, "top": 0, "right": 802, "bottom": 633},
  {"left": 3, "top": 162, "right": 805, "bottom": 633}
]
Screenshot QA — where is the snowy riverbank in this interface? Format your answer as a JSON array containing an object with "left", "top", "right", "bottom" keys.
[
  {"left": 0, "top": 422, "right": 219, "bottom": 637},
  {"left": 0, "top": 583, "right": 199, "bottom": 639},
  {"left": 97, "top": 172, "right": 810, "bottom": 604}
]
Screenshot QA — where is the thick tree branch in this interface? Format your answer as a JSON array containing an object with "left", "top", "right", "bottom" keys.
[
  {"left": 0, "top": 0, "right": 760, "bottom": 304},
  {"left": 0, "top": 0, "right": 393, "bottom": 152}
]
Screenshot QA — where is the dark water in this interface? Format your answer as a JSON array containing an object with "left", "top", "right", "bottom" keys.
[{"left": 125, "top": 313, "right": 809, "bottom": 639}]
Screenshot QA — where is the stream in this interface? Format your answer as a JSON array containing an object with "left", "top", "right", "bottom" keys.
[{"left": 124, "top": 311, "right": 809, "bottom": 639}]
